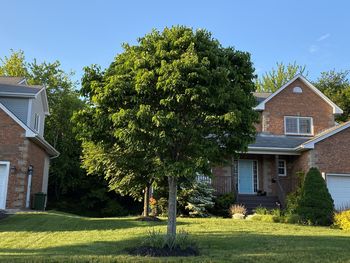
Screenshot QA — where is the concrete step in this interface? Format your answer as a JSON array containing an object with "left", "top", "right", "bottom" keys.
[{"left": 236, "top": 195, "right": 280, "bottom": 214}]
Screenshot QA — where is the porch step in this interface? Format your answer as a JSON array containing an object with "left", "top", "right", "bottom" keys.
[{"left": 236, "top": 195, "right": 280, "bottom": 213}]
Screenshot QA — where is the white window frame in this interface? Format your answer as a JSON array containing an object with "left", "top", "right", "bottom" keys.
[
  {"left": 34, "top": 113, "right": 40, "bottom": 133},
  {"left": 278, "top": 160, "right": 287, "bottom": 176},
  {"left": 284, "top": 116, "right": 313, "bottom": 136}
]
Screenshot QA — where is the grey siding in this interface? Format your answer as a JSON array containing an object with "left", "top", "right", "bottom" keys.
[
  {"left": 0, "top": 97, "right": 29, "bottom": 124},
  {"left": 30, "top": 93, "right": 45, "bottom": 136}
]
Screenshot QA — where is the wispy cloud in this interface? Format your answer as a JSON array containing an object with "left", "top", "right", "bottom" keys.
[
  {"left": 309, "top": 45, "right": 319, "bottom": 53},
  {"left": 317, "top": 33, "right": 330, "bottom": 42}
]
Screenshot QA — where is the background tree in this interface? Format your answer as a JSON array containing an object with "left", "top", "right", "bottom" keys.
[
  {"left": 76, "top": 26, "right": 258, "bottom": 237},
  {"left": 256, "top": 62, "right": 307, "bottom": 92},
  {"left": 0, "top": 50, "right": 140, "bottom": 216},
  {"left": 314, "top": 70, "right": 350, "bottom": 122}
]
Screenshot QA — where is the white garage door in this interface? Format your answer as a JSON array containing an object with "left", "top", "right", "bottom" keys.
[
  {"left": 327, "top": 174, "right": 350, "bottom": 211},
  {"left": 0, "top": 163, "right": 10, "bottom": 209}
]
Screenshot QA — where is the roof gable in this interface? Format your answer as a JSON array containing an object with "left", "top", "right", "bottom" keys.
[
  {"left": 298, "top": 121, "right": 350, "bottom": 149},
  {"left": 254, "top": 74, "right": 343, "bottom": 114}
]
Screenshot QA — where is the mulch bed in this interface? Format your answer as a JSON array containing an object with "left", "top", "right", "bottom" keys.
[
  {"left": 126, "top": 245, "right": 199, "bottom": 257},
  {"left": 0, "top": 211, "right": 8, "bottom": 220},
  {"left": 135, "top": 216, "right": 162, "bottom": 222}
]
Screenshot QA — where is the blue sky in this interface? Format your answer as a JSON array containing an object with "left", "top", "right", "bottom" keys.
[{"left": 1, "top": 0, "right": 349, "bottom": 83}]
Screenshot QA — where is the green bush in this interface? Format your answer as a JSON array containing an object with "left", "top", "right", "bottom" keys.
[
  {"left": 283, "top": 214, "right": 302, "bottom": 224},
  {"left": 334, "top": 210, "right": 350, "bottom": 230},
  {"left": 254, "top": 206, "right": 270, "bottom": 215},
  {"left": 209, "top": 193, "right": 235, "bottom": 217},
  {"left": 296, "top": 168, "right": 334, "bottom": 226},
  {"left": 248, "top": 214, "right": 281, "bottom": 223},
  {"left": 142, "top": 229, "right": 196, "bottom": 250}
]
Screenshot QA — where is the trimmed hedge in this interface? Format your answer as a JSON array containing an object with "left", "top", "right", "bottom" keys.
[{"left": 296, "top": 167, "right": 334, "bottom": 226}]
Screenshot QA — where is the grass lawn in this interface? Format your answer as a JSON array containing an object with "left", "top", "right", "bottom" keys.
[{"left": 0, "top": 212, "right": 349, "bottom": 262}]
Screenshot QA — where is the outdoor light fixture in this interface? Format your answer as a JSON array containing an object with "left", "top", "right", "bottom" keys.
[{"left": 10, "top": 165, "right": 16, "bottom": 173}]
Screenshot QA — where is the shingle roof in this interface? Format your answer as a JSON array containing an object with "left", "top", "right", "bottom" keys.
[
  {"left": 249, "top": 134, "right": 310, "bottom": 149},
  {"left": 0, "top": 76, "right": 26, "bottom": 85},
  {"left": 0, "top": 83, "right": 42, "bottom": 96},
  {"left": 253, "top": 92, "right": 272, "bottom": 103}
]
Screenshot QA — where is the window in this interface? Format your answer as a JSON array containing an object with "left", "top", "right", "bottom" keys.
[
  {"left": 293, "top": 86, "right": 303, "bottom": 93},
  {"left": 34, "top": 113, "right": 40, "bottom": 132},
  {"left": 278, "top": 160, "right": 287, "bottom": 176},
  {"left": 284, "top": 116, "right": 313, "bottom": 135}
]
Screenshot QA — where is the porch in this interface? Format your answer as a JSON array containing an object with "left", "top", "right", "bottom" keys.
[{"left": 211, "top": 153, "right": 303, "bottom": 208}]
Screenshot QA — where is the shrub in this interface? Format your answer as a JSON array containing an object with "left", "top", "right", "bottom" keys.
[
  {"left": 296, "top": 168, "right": 335, "bottom": 226},
  {"left": 142, "top": 229, "right": 196, "bottom": 250},
  {"left": 254, "top": 206, "right": 269, "bottom": 215},
  {"left": 248, "top": 214, "right": 280, "bottom": 223},
  {"left": 156, "top": 197, "right": 168, "bottom": 216},
  {"left": 284, "top": 214, "right": 302, "bottom": 224},
  {"left": 184, "top": 181, "right": 215, "bottom": 217},
  {"left": 209, "top": 193, "right": 235, "bottom": 217},
  {"left": 334, "top": 210, "right": 350, "bottom": 230},
  {"left": 229, "top": 204, "right": 247, "bottom": 217}
]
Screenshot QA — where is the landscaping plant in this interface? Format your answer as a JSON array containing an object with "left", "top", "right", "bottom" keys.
[
  {"left": 296, "top": 168, "right": 334, "bottom": 226},
  {"left": 334, "top": 210, "right": 350, "bottom": 230}
]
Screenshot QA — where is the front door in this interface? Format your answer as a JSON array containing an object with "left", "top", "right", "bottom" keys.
[
  {"left": 0, "top": 162, "right": 9, "bottom": 209},
  {"left": 238, "top": 160, "right": 254, "bottom": 194}
]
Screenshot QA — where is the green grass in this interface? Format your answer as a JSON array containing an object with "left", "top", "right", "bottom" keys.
[{"left": 0, "top": 211, "right": 350, "bottom": 262}]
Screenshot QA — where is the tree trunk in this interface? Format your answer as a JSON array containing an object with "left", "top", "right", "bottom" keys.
[
  {"left": 167, "top": 176, "right": 177, "bottom": 236},
  {"left": 143, "top": 185, "right": 150, "bottom": 217}
]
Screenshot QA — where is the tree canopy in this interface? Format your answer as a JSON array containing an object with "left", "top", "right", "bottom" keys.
[
  {"left": 314, "top": 70, "right": 350, "bottom": 122},
  {"left": 256, "top": 62, "right": 307, "bottom": 92},
  {"left": 76, "top": 26, "right": 258, "bottom": 236}
]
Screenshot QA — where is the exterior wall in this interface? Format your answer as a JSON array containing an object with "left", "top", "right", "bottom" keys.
[
  {"left": 0, "top": 97, "right": 29, "bottom": 124},
  {"left": 262, "top": 79, "right": 335, "bottom": 135},
  {"left": 0, "top": 108, "right": 29, "bottom": 208},
  {"left": 313, "top": 128, "right": 350, "bottom": 174},
  {"left": 254, "top": 112, "right": 262, "bottom": 133},
  {"left": 30, "top": 94, "right": 46, "bottom": 136},
  {"left": 212, "top": 165, "right": 233, "bottom": 194},
  {"left": 0, "top": 107, "right": 48, "bottom": 209},
  {"left": 27, "top": 140, "right": 47, "bottom": 205}
]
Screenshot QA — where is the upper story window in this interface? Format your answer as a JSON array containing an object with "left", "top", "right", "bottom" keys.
[
  {"left": 34, "top": 113, "right": 40, "bottom": 133},
  {"left": 284, "top": 116, "right": 313, "bottom": 136}
]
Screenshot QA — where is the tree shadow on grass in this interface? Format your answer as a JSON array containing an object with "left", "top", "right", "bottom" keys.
[
  {"left": 0, "top": 212, "right": 188, "bottom": 232},
  {"left": 0, "top": 232, "right": 350, "bottom": 262}
]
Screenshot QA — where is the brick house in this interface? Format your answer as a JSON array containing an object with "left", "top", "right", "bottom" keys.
[
  {"left": 0, "top": 77, "right": 59, "bottom": 210},
  {"left": 212, "top": 74, "right": 350, "bottom": 210}
]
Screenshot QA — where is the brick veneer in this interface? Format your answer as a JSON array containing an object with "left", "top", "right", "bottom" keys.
[
  {"left": 0, "top": 108, "right": 47, "bottom": 209},
  {"left": 262, "top": 79, "right": 335, "bottom": 135},
  {"left": 313, "top": 128, "right": 350, "bottom": 174}
]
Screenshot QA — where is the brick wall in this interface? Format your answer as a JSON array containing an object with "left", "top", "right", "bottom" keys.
[
  {"left": 314, "top": 128, "right": 350, "bottom": 174},
  {"left": 0, "top": 107, "right": 47, "bottom": 209},
  {"left": 263, "top": 79, "right": 335, "bottom": 135}
]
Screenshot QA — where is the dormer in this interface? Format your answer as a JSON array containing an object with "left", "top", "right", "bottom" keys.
[
  {"left": 0, "top": 77, "right": 49, "bottom": 137},
  {"left": 253, "top": 74, "right": 343, "bottom": 136}
]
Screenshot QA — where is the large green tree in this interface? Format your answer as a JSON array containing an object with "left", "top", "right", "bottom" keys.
[
  {"left": 76, "top": 26, "right": 258, "bottom": 236},
  {"left": 256, "top": 62, "right": 307, "bottom": 92},
  {"left": 314, "top": 70, "right": 350, "bottom": 122}
]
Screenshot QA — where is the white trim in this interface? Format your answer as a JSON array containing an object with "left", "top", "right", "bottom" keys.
[
  {"left": 27, "top": 99, "right": 33, "bottom": 127},
  {"left": 0, "top": 92, "right": 36, "bottom": 98},
  {"left": 327, "top": 173, "right": 350, "bottom": 178},
  {"left": 0, "top": 102, "right": 59, "bottom": 157},
  {"left": 35, "top": 86, "right": 50, "bottom": 116},
  {"left": 247, "top": 150, "right": 300, "bottom": 156},
  {"left": 254, "top": 74, "right": 343, "bottom": 115},
  {"left": 0, "top": 161, "right": 10, "bottom": 209},
  {"left": 298, "top": 121, "right": 350, "bottom": 149},
  {"left": 0, "top": 102, "right": 36, "bottom": 137},
  {"left": 284, "top": 116, "right": 314, "bottom": 136},
  {"left": 278, "top": 160, "right": 287, "bottom": 176}
]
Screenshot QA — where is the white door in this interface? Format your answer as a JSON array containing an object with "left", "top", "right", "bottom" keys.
[
  {"left": 327, "top": 174, "right": 350, "bottom": 211},
  {"left": 0, "top": 163, "right": 10, "bottom": 209}
]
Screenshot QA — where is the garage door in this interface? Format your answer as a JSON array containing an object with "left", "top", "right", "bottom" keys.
[
  {"left": 0, "top": 163, "right": 9, "bottom": 209},
  {"left": 327, "top": 174, "right": 350, "bottom": 211}
]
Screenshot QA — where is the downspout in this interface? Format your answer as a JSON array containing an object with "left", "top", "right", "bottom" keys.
[{"left": 25, "top": 165, "right": 33, "bottom": 209}]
